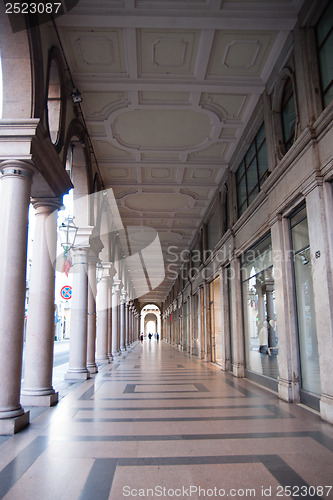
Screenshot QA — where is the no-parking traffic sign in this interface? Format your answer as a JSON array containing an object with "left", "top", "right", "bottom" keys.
[{"left": 60, "top": 286, "right": 72, "bottom": 300}]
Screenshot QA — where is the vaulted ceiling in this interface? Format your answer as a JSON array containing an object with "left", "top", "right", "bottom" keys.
[{"left": 56, "top": 0, "right": 303, "bottom": 305}]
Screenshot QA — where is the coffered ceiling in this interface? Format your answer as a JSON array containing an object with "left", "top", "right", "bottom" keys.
[{"left": 56, "top": 0, "right": 303, "bottom": 305}]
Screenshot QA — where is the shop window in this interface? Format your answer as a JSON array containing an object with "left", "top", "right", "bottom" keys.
[
  {"left": 316, "top": 1, "right": 333, "bottom": 108},
  {"left": 236, "top": 123, "right": 268, "bottom": 217},
  {"left": 281, "top": 78, "right": 296, "bottom": 151},
  {"left": 290, "top": 206, "right": 321, "bottom": 405},
  {"left": 241, "top": 235, "right": 279, "bottom": 382}
]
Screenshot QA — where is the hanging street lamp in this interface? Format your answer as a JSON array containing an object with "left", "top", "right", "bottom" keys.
[{"left": 59, "top": 216, "right": 78, "bottom": 276}]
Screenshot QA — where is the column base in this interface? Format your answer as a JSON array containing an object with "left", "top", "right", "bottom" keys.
[
  {"left": 65, "top": 370, "right": 90, "bottom": 381},
  {"left": 232, "top": 363, "right": 245, "bottom": 378},
  {"left": 87, "top": 364, "right": 98, "bottom": 374},
  {"left": 278, "top": 377, "right": 300, "bottom": 403},
  {"left": 0, "top": 411, "right": 30, "bottom": 435},
  {"left": 96, "top": 356, "right": 109, "bottom": 364},
  {"left": 320, "top": 394, "right": 333, "bottom": 424},
  {"left": 108, "top": 354, "right": 114, "bottom": 362},
  {"left": 21, "top": 392, "right": 58, "bottom": 407}
]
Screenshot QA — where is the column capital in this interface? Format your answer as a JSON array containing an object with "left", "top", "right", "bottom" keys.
[
  {"left": 0, "top": 120, "right": 73, "bottom": 199},
  {"left": 99, "top": 262, "right": 117, "bottom": 281},
  {"left": 112, "top": 279, "right": 122, "bottom": 293},
  {"left": 31, "top": 197, "right": 62, "bottom": 212},
  {"left": 120, "top": 290, "right": 128, "bottom": 303},
  {"left": 88, "top": 254, "right": 100, "bottom": 266},
  {"left": 0, "top": 160, "right": 35, "bottom": 179}
]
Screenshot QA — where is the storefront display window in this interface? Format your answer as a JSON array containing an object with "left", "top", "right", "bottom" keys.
[
  {"left": 290, "top": 206, "right": 321, "bottom": 400},
  {"left": 241, "top": 235, "right": 279, "bottom": 380}
]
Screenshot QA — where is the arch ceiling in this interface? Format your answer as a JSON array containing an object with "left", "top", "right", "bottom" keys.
[
  {"left": 56, "top": 0, "right": 303, "bottom": 304},
  {"left": 144, "top": 313, "right": 159, "bottom": 323}
]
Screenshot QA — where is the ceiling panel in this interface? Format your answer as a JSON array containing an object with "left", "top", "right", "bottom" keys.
[
  {"left": 207, "top": 30, "right": 277, "bottom": 78},
  {"left": 142, "top": 167, "right": 177, "bottom": 183},
  {"left": 139, "top": 91, "right": 190, "bottom": 104},
  {"left": 56, "top": 0, "right": 303, "bottom": 305},
  {"left": 139, "top": 29, "right": 201, "bottom": 76},
  {"left": 62, "top": 28, "right": 127, "bottom": 74},
  {"left": 112, "top": 109, "right": 212, "bottom": 149},
  {"left": 83, "top": 91, "right": 128, "bottom": 119}
]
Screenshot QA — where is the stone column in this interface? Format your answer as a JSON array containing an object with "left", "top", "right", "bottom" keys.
[
  {"left": 133, "top": 312, "right": 137, "bottom": 342},
  {"left": 107, "top": 278, "right": 113, "bottom": 362},
  {"left": 96, "top": 273, "right": 109, "bottom": 363},
  {"left": 131, "top": 306, "right": 135, "bottom": 343},
  {"left": 87, "top": 256, "right": 98, "bottom": 374},
  {"left": 130, "top": 304, "right": 134, "bottom": 344},
  {"left": 134, "top": 311, "right": 138, "bottom": 341},
  {"left": 96, "top": 264, "right": 116, "bottom": 363},
  {"left": 117, "top": 283, "right": 122, "bottom": 353},
  {"left": 120, "top": 290, "right": 127, "bottom": 351},
  {"left": 124, "top": 300, "right": 129, "bottom": 347},
  {"left": 21, "top": 198, "right": 61, "bottom": 407},
  {"left": 137, "top": 313, "right": 140, "bottom": 340},
  {"left": 132, "top": 306, "right": 136, "bottom": 343},
  {"left": 0, "top": 162, "right": 34, "bottom": 434},
  {"left": 111, "top": 279, "right": 121, "bottom": 357},
  {"left": 65, "top": 227, "right": 93, "bottom": 380}
]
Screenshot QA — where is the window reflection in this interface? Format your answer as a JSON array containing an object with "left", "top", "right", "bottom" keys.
[{"left": 242, "top": 237, "right": 279, "bottom": 380}]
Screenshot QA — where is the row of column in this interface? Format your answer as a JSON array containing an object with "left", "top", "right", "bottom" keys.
[
  {"left": 0, "top": 161, "right": 140, "bottom": 435},
  {"left": 65, "top": 256, "right": 139, "bottom": 381}
]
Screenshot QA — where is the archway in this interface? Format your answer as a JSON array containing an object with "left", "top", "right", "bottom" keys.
[{"left": 140, "top": 304, "right": 161, "bottom": 338}]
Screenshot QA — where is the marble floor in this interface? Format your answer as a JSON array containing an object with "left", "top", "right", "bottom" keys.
[{"left": 1, "top": 340, "right": 333, "bottom": 499}]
